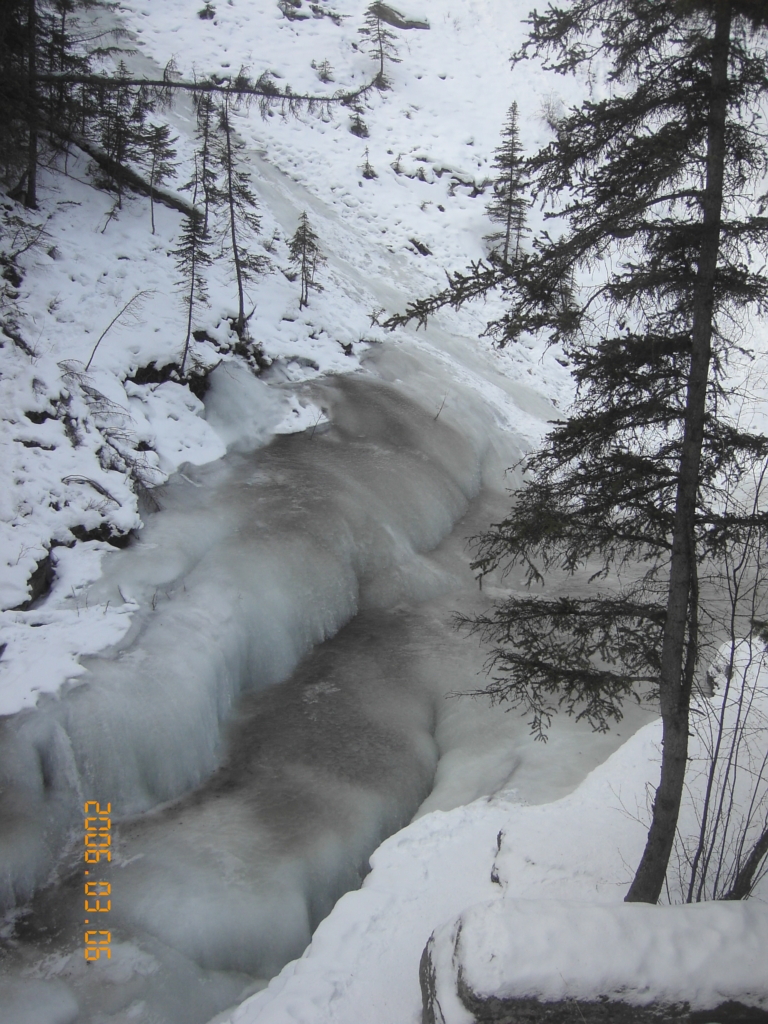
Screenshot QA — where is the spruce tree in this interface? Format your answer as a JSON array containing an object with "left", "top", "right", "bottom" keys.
[
  {"left": 358, "top": 2, "right": 401, "bottom": 89},
  {"left": 0, "top": 0, "right": 29, "bottom": 197},
  {"left": 388, "top": 0, "right": 768, "bottom": 904},
  {"left": 215, "top": 94, "right": 269, "bottom": 338},
  {"left": 193, "top": 92, "right": 219, "bottom": 232},
  {"left": 348, "top": 101, "right": 369, "bottom": 138},
  {"left": 1, "top": 0, "right": 114, "bottom": 207},
  {"left": 361, "top": 146, "right": 377, "bottom": 179},
  {"left": 1, "top": 0, "right": 380, "bottom": 210},
  {"left": 25, "top": 0, "right": 39, "bottom": 208},
  {"left": 144, "top": 122, "right": 178, "bottom": 233},
  {"left": 96, "top": 63, "right": 152, "bottom": 212},
  {"left": 311, "top": 58, "right": 334, "bottom": 84},
  {"left": 485, "top": 101, "right": 527, "bottom": 266},
  {"left": 173, "top": 154, "right": 212, "bottom": 375},
  {"left": 288, "top": 211, "right": 324, "bottom": 308}
]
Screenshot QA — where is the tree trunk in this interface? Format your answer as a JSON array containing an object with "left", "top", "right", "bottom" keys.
[
  {"left": 723, "top": 824, "right": 768, "bottom": 900},
  {"left": 26, "top": 0, "right": 38, "bottom": 209},
  {"left": 181, "top": 159, "right": 201, "bottom": 376},
  {"left": 503, "top": 193, "right": 513, "bottom": 265},
  {"left": 300, "top": 245, "right": 309, "bottom": 307},
  {"left": 223, "top": 103, "right": 245, "bottom": 336},
  {"left": 150, "top": 151, "right": 157, "bottom": 234},
  {"left": 625, "top": 4, "right": 732, "bottom": 904},
  {"left": 181, "top": 239, "right": 196, "bottom": 376}
]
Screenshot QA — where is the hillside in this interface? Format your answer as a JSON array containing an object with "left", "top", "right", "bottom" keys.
[{"left": 1, "top": 4, "right": 767, "bottom": 1024}]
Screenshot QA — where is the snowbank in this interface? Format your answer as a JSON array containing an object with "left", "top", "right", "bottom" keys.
[
  {"left": 425, "top": 899, "right": 768, "bottom": 1023},
  {"left": 217, "top": 667, "right": 768, "bottom": 1024}
]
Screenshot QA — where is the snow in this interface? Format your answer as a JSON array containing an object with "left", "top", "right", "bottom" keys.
[
  {"left": 216, "top": 672, "right": 768, "bottom": 1024},
  {"left": 429, "top": 900, "right": 768, "bottom": 1020},
  {"left": 1, "top": 1, "right": 767, "bottom": 1023},
  {"left": 1, "top": 0, "right": 571, "bottom": 717}
]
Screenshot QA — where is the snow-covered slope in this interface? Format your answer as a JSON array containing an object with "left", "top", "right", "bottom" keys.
[
  {"left": 1, "top": 0, "right": 569, "bottom": 714},
  {"left": 2, "top": 4, "right": 766, "bottom": 1024},
  {"left": 0, "top": 3, "right": 580, "bottom": 1021},
  {"left": 219, "top": 662, "right": 768, "bottom": 1024}
]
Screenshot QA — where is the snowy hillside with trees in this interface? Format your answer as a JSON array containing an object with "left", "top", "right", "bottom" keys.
[{"left": 1, "top": 2, "right": 768, "bottom": 1024}]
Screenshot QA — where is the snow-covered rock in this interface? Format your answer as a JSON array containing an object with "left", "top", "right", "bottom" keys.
[{"left": 423, "top": 899, "right": 768, "bottom": 1023}]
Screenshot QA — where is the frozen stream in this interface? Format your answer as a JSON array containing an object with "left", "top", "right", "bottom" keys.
[
  {"left": 0, "top": 341, "right": 656, "bottom": 1024},
  {"left": 0, "top": 14, "right": 656, "bottom": 1013}
]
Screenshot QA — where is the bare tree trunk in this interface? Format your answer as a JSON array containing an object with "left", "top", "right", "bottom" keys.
[
  {"left": 625, "top": 5, "right": 732, "bottom": 904},
  {"left": 723, "top": 824, "right": 768, "bottom": 900},
  {"left": 377, "top": 20, "right": 385, "bottom": 81},
  {"left": 502, "top": 197, "right": 513, "bottom": 265},
  {"left": 149, "top": 151, "right": 157, "bottom": 234},
  {"left": 300, "top": 243, "right": 309, "bottom": 307}
]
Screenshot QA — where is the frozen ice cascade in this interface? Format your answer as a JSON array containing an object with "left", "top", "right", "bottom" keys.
[{"left": 0, "top": 338, "right": 573, "bottom": 1024}]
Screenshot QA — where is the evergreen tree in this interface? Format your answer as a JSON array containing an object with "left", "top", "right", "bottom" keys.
[
  {"left": 173, "top": 154, "right": 212, "bottom": 375},
  {"left": 25, "top": 0, "right": 40, "bottom": 208},
  {"left": 358, "top": 2, "right": 401, "bottom": 89},
  {"left": 361, "top": 146, "right": 377, "bottom": 179},
  {"left": 0, "top": 0, "right": 29, "bottom": 198},
  {"left": 0, "top": 0, "right": 115, "bottom": 207},
  {"left": 144, "top": 122, "right": 178, "bottom": 233},
  {"left": 311, "top": 58, "right": 334, "bottom": 83},
  {"left": 288, "top": 211, "right": 324, "bottom": 308},
  {"left": 388, "top": 0, "right": 768, "bottom": 904},
  {"left": 215, "top": 94, "right": 269, "bottom": 337},
  {"left": 96, "top": 62, "right": 152, "bottom": 212},
  {"left": 193, "top": 91, "right": 219, "bottom": 232},
  {"left": 348, "top": 100, "right": 369, "bottom": 138},
  {"left": 485, "top": 101, "right": 527, "bottom": 266}
]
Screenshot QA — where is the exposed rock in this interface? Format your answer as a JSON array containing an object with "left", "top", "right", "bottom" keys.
[
  {"left": 12, "top": 552, "right": 55, "bottom": 611},
  {"left": 370, "top": 2, "right": 429, "bottom": 30},
  {"left": 409, "top": 237, "right": 432, "bottom": 256}
]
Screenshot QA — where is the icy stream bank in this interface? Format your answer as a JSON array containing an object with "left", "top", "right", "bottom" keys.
[
  {"left": 0, "top": 355, "right": 500, "bottom": 911},
  {"left": 0, "top": 337, "right": 658, "bottom": 1024},
  {"left": 0, "top": 350, "right": 659, "bottom": 1024},
  {"left": 0, "top": 336, "right": 527, "bottom": 1023}
]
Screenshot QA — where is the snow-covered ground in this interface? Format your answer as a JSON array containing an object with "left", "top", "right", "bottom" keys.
[
  {"left": 223, "top": 670, "right": 768, "bottom": 1024},
  {"left": 1, "top": 0, "right": 567, "bottom": 715},
  {"left": 1, "top": 2, "right": 767, "bottom": 1024}
]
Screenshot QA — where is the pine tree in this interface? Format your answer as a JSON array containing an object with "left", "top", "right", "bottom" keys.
[
  {"left": 1, "top": 0, "right": 115, "bottom": 207},
  {"left": 288, "top": 211, "right": 324, "bottom": 308},
  {"left": 193, "top": 92, "right": 219, "bottom": 233},
  {"left": 215, "top": 94, "right": 269, "bottom": 337},
  {"left": 348, "top": 100, "right": 369, "bottom": 138},
  {"left": 358, "top": 2, "right": 401, "bottom": 89},
  {"left": 361, "top": 146, "right": 377, "bottom": 179},
  {"left": 0, "top": 0, "right": 29, "bottom": 198},
  {"left": 144, "top": 122, "right": 178, "bottom": 233},
  {"left": 311, "top": 58, "right": 334, "bottom": 84},
  {"left": 96, "top": 62, "right": 152, "bottom": 212},
  {"left": 388, "top": 0, "right": 768, "bottom": 904},
  {"left": 173, "top": 154, "right": 212, "bottom": 375},
  {"left": 25, "top": 0, "right": 39, "bottom": 208},
  {"left": 485, "top": 101, "right": 527, "bottom": 266}
]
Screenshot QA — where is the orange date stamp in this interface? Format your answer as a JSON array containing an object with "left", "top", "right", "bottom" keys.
[{"left": 83, "top": 801, "right": 111, "bottom": 960}]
